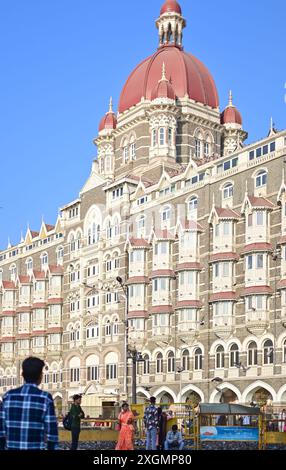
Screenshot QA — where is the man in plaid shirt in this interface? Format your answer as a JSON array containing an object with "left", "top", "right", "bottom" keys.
[{"left": 0, "top": 357, "right": 58, "bottom": 450}]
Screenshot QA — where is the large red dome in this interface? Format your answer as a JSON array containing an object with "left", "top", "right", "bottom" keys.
[{"left": 118, "top": 46, "right": 219, "bottom": 113}]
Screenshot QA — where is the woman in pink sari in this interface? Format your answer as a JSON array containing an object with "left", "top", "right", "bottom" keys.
[{"left": 115, "top": 403, "right": 135, "bottom": 450}]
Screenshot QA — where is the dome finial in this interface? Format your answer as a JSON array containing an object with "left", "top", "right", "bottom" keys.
[
  {"left": 109, "top": 97, "right": 113, "bottom": 113},
  {"left": 228, "top": 90, "right": 233, "bottom": 107}
]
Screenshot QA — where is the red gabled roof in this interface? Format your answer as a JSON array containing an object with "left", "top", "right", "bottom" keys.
[
  {"left": 210, "top": 252, "right": 240, "bottom": 263},
  {"left": 129, "top": 238, "right": 150, "bottom": 248},
  {"left": 248, "top": 196, "right": 275, "bottom": 209},
  {"left": 18, "top": 275, "right": 31, "bottom": 284},
  {"left": 242, "top": 285, "right": 273, "bottom": 296},
  {"left": 33, "top": 271, "right": 46, "bottom": 280},
  {"left": 179, "top": 219, "right": 204, "bottom": 231},
  {"left": 175, "top": 300, "right": 202, "bottom": 309},
  {"left": 150, "top": 305, "right": 174, "bottom": 314},
  {"left": 30, "top": 231, "right": 39, "bottom": 239},
  {"left": 45, "top": 224, "right": 55, "bottom": 232},
  {"left": 154, "top": 229, "right": 175, "bottom": 240},
  {"left": 278, "top": 279, "right": 286, "bottom": 289},
  {"left": 49, "top": 265, "right": 64, "bottom": 275},
  {"left": 47, "top": 298, "right": 63, "bottom": 305},
  {"left": 150, "top": 270, "right": 175, "bottom": 279},
  {"left": 242, "top": 243, "right": 272, "bottom": 254},
  {"left": 128, "top": 311, "right": 149, "bottom": 318},
  {"left": 126, "top": 277, "right": 149, "bottom": 285},
  {"left": 209, "top": 292, "right": 237, "bottom": 302},
  {"left": 215, "top": 207, "right": 240, "bottom": 219},
  {"left": 176, "top": 262, "right": 203, "bottom": 271}
]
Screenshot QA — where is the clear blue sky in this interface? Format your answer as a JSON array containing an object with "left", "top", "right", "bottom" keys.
[{"left": 0, "top": 0, "right": 285, "bottom": 249}]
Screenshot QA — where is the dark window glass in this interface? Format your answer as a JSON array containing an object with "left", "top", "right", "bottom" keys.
[
  {"left": 270, "top": 142, "right": 276, "bottom": 152},
  {"left": 256, "top": 147, "right": 262, "bottom": 158},
  {"left": 249, "top": 151, "right": 255, "bottom": 161}
]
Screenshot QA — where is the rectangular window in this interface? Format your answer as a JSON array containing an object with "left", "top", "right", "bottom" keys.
[
  {"left": 256, "top": 254, "right": 264, "bottom": 269},
  {"left": 215, "top": 224, "right": 220, "bottom": 237},
  {"left": 222, "top": 263, "right": 229, "bottom": 277},
  {"left": 256, "top": 211, "right": 264, "bottom": 226},
  {"left": 223, "top": 222, "right": 230, "bottom": 236},
  {"left": 270, "top": 141, "right": 276, "bottom": 152},
  {"left": 248, "top": 214, "right": 253, "bottom": 227},
  {"left": 106, "top": 364, "right": 117, "bottom": 380},
  {"left": 249, "top": 151, "right": 255, "bottom": 161},
  {"left": 256, "top": 147, "right": 262, "bottom": 158},
  {"left": 256, "top": 295, "right": 263, "bottom": 310},
  {"left": 263, "top": 145, "right": 268, "bottom": 155},
  {"left": 214, "top": 264, "right": 219, "bottom": 278},
  {"left": 248, "top": 256, "right": 253, "bottom": 270}
]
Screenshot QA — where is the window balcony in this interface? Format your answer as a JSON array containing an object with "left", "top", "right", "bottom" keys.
[
  {"left": 32, "top": 346, "right": 46, "bottom": 355},
  {"left": 1, "top": 352, "right": 14, "bottom": 361},
  {"left": 32, "top": 322, "right": 46, "bottom": 331},
  {"left": 152, "top": 325, "right": 171, "bottom": 340},
  {"left": 47, "top": 316, "right": 61, "bottom": 328},
  {"left": 18, "top": 322, "right": 30, "bottom": 333},
  {"left": 47, "top": 344, "right": 61, "bottom": 353},
  {"left": 1, "top": 327, "right": 14, "bottom": 337},
  {"left": 245, "top": 310, "right": 268, "bottom": 335},
  {"left": 18, "top": 295, "right": 31, "bottom": 306},
  {"left": 213, "top": 315, "right": 235, "bottom": 340}
]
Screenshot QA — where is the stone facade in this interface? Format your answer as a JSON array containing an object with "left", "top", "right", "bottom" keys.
[{"left": 1, "top": 2, "right": 286, "bottom": 412}]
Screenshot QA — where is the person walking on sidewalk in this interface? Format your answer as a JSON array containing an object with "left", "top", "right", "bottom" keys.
[
  {"left": 70, "top": 394, "right": 85, "bottom": 450},
  {"left": 0, "top": 357, "right": 58, "bottom": 450}
]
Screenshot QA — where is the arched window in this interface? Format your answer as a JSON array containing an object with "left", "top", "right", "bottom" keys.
[
  {"left": 194, "top": 348, "right": 203, "bottom": 370},
  {"left": 187, "top": 196, "right": 198, "bottom": 220},
  {"left": 168, "top": 128, "right": 173, "bottom": 145},
  {"left": 137, "top": 215, "right": 146, "bottom": 237},
  {"left": 182, "top": 350, "right": 190, "bottom": 371},
  {"left": 105, "top": 156, "right": 111, "bottom": 173},
  {"left": 167, "top": 351, "right": 175, "bottom": 373},
  {"left": 26, "top": 258, "right": 33, "bottom": 273},
  {"left": 247, "top": 341, "right": 258, "bottom": 366},
  {"left": 86, "top": 354, "right": 99, "bottom": 381},
  {"left": 70, "top": 234, "right": 76, "bottom": 252},
  {"left": 114, "top": 217, "right": 120, "bottom": 237},
  {"left": 216, "top": 345, "right": 225, "bottom": 369},
  {"left": 105, "top": 352, "right": 118, "bottom": 380},
  {"left": 130, "top": 136, "right": 136, "bottom": 160},
  {"left": 41, "top": 252, "right": 48, "bottom": 268},
  {"left": 88, "top": 223, "right": 100, "bottom": 245},
  {"left": 69, "top": 357, "right": 80, "bottom": 383},
  {"left": 152, "top": 129, "right": 157, "bottom": 147},
  {"left": 283, "top": 339, "right": 286, "bottom": 363},
  {"left": 195, "top": 132, "right": 203, "bottom": 158},
  {"left": 113, "top": 318, "right": 119, "bottom": 335},
  {"left": 161, "top": 206, "right": 171, "bottom": 224},
  {"left": 106, "top": 220, "right": 112, "bottom": 239},
  {"left": 223, "top": 183, "right": 234, "bottom": 199},
  {"left": 57, "top": 246, "right": 64, "bottom": 264},
  {"left": 143, "top": 354, "right": 150, "bottom": 375},
  {"left": 256, "top": 170, "right": 267, "bottom": 188},
  {"left": 204, "top": 135, "right": 211, "bottom": 157},
  {"left": 159, "top": 128, "right": 165, "bottom": 146},
  {"left": 105, "top": 320, "right": 111, "bottom": 337},
  {"left": 263, "top": 339, "right": 273, "bottom": 365},
  {"left": 123, "top": 146, "right": 129, "bottom": 163},
  {"left": 156, "top": 352, "right": 163, "bottom": 374},
  {"left": 230, "top": 344, "right": 239, "bottom": 367}
]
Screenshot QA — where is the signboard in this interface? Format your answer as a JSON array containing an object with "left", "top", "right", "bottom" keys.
[{"left": 200, "top": 426, "right": 259, "bottom": 442}]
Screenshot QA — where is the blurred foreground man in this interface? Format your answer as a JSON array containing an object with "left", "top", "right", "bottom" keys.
[{"left": 0, "top": 357, "right": 58, "bottom": 450}]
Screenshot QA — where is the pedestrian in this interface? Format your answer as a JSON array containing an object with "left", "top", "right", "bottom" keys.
[
  {"left": 144, "top": 396, "right": 158, "bottom": 450},
  {"left": 70, "top": 394, "right": 85, "bottom": 450},
  {"left": 0, "top": 356, "right": 58, "bottom": 450},
  {"left": 164, "top": 424, "right": 184, "bottom": 450},
  {"left": 115, "top": 402, "right": 135, "bottom": 450},
  {"left": 278, "top": 409, "right": 286, "bottom": 433},
  {"left": 157, "top": 407, "right": 167, "bottom": 450}
]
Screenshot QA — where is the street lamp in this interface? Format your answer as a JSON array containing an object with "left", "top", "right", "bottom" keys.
[
  {"left": 116, "top": 276, "right": 129, "bottom": 398},
  {"left": 128, "top": 348, "right": 145, "bottom": 404},
  {"left": 272, "top": 244, "right": 282, "bottom": 372}
]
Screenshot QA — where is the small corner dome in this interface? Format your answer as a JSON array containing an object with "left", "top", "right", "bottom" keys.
[{"left": 160, "top": 0, "right": 182, "bottom": 15}]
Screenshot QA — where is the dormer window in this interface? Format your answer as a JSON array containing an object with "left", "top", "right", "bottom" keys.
[
  {"left": 223, "top": 183, "right": 234, "bottom": 200},
  {"left": 41, "top": 253, "right": 48, "bottom": 268},
  {"left": 195, "top": 138, "right": 202, "bottom": 158},
  {"left": 26, "top": 258, "right": 33, "bottom": 273},
  {"left": 256, "top": 170, "right": 267, "bottom": 188}
]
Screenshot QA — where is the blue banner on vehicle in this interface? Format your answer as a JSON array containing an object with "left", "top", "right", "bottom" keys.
[{"left": 200, "top": 426, "right": 259, "bottom": 441}]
